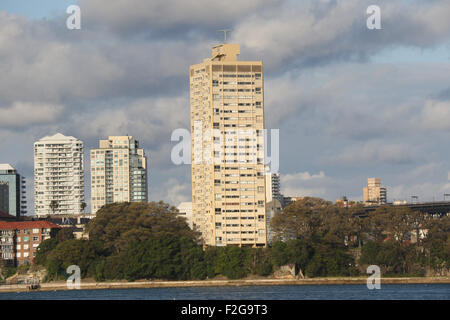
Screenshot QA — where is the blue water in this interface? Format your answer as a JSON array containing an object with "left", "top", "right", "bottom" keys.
[{"left": 0, "top": 284, "right": 448, "bottom": 300}]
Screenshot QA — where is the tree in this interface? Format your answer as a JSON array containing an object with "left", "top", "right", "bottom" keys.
[
  {"left": 365, "top": 206, "right": 422, "bottom": 244},
  {"left": 87, "top": 201, "right": 200, "bottom": 254},
  {"left": 80, "top": 202, "right": 87, "bottom": 214},
  {"left": 270, "top": 197, "right": 333, "bottom": 240},
  {"left": 49, "top": 200, "right": 58, "bottom": 215}
]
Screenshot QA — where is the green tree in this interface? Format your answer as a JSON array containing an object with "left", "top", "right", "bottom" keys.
[{"left": 87, "top": 202, "right": 200, "bottom": 254}]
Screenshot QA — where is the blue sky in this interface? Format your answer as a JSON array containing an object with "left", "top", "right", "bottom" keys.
[
  {"left": 1, "top": 0, "right": 77, "bottom": 19},
  {"left": 1, "top": 0, "right": 450, "bottom": 214}
]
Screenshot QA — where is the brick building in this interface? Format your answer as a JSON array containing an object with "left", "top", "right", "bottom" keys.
[{"left": 0, "top": 221, "right": 60, "bottom": 266}]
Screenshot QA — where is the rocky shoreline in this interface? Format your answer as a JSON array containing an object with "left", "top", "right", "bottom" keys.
[{"left": 0, "top": 277, "right": 449, "bottom": 293}]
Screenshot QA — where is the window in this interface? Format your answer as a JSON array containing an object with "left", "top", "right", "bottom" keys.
[
  {"left": 24, "top": 252, "right": 29, "bottom": 258},
  {"left": 24, "top": 244, "right": 29, "bottom": 250},
  {"left": 16, "top": 252, "right": 21, "bottom": 258}
]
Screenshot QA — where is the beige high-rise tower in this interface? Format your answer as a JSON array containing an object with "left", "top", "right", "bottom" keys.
[
  {"left": 363, "top": 178, "right": 387, "bottom": 205},
  {"left": 90, "top": 136, "right": 148, "bottom": 214},
  {"left": 190, "top": 44, "right": 267, "bottom": 247}
]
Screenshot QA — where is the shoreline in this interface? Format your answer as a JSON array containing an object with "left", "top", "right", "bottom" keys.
[{"left": 0, "top": 277, "right": 449, "bottom": 293}]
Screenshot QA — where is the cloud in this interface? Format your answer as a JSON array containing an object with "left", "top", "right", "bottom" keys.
[
  {"left": 233, "top": 0, "right": 450, "bottom": 71},
  {"left": 79, "top": 0, "right": 283, "bottom": 36},
  {"left": 328, "top": 142, "right": 419, "bottom": 166},
  {"left": 150, "top": 177, "right": 191, "bottom": 206},
  {"left": 420, "top": 99, "right": 450, "bottom": 131},
  {"left": 1, "top": 1, "right": 450, "bottom": 215},
  {"left": 281, "top": 171, "right": 331, "bottom": 197},
  {"left": 0, "top": 101, "right": 64, "bottom": 128}
]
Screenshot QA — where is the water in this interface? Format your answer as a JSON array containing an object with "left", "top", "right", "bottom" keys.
[{"left": 0, "top": 284, "right": 448, "bottom": 300}]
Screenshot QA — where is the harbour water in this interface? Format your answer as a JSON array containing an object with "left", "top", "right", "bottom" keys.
[{"left": 0, "top": 284, "right": 448, "bottom": 300}]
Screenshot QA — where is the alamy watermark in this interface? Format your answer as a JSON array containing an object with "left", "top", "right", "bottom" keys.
[
  {"left": 171, "top": 123, "right": 279, "bottom": 174},
  {"left": 66, "top": 5, "right": 81, "bottom": 30},
  {"left": 366, "top": 265, "right": 381, "bottom": 290},
  {"left": 66, "top": 264, "right": 81, "bottom": 289},
  {"left": 366, "top": 5, "right": 381, "bottom": 30}
]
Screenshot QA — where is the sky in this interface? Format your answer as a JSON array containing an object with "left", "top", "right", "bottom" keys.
[{"left": 0, "top": 0, "right": 450, "bottom": 215}]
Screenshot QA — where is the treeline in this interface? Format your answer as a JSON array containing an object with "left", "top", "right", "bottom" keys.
[
  {"left": 270, "top": 198, "right": 449, "bottom": 276},
  {"left": 35, "top": 199, "right": 449, "bottom": 281}
]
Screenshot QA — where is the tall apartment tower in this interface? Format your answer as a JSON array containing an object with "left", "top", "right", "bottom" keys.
[
  {"left": 90, "top": 136, "right": 148, "bottom": 214},
  {"left": 265, "top": 172, "right": 281, "bottom": 204},
  {"left": 190, "top": 44, "right": 267, "bottom": 247},
  {"left": 34, "top": 133, "right": 85, "bottom": 216},
  {"left": 0, "top": 164, "right": 27, "bottom": 217},
  {"left": 363, "top": 178, "right": 387, "bottom": 205}
]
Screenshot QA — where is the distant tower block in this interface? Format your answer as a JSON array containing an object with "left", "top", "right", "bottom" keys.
[{"left": 363, "top": 178, "right": 387, "bottom": 206}]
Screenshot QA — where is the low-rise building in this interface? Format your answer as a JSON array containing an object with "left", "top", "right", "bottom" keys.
[
  {"left": 46, "top": 214, "right": 95, "bottom": 239},
  {"left": 0, "top": 221, "right": 61, "bottom": 266}
]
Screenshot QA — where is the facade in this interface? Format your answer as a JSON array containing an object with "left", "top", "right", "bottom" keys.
[
  {"left": 0, "top": 164, "right": 27, "bottom": 217},
  {"left": 177, "top": 202, "right": 193, "bottom": 229},
  {"left": 265, "top": 172, "right": 282, "bottom": 203},
  {"left": 34, "top": 133, "right": 85, "bottom": 217},
  {"left": 363, "top": 178, "right": 387, "bottom": 206},
  {"left": 90, "top": 136, "right": 148, "bottom": 214},
  {"left": 265, "top": 199, "right": 282, "bottom": 245},
  {"left": 0, "top": 221, "right": 60, "bottom": 266},
  {"left": 47, "top": 214, "right": 95, "bottom": 239},
  {"left": 190, "top": 43, "right": 267, "bottom": 247}
]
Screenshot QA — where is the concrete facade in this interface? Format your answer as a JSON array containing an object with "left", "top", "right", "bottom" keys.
[
  {"left": 190, "top": 44, "right": 267, "bottom": 247},
  {"left": 177, "top": 202, "right": 193, "bottom": 229},
  {"left": 90, "top": 136, "right": 148, "bottom": 214},
  {"left": 34, "top": 134, "right": 85, "bottom": 217},
  {"left": 0, "top": 164, "right": 26, "bottom": 217},
  {"left": 363, "top": 178, "right": 387, "bottom": 205}
]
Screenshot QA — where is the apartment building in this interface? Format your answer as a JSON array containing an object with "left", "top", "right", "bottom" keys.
[
  {"left": 0, "top": 164, "right": 27, "bottom": 217},
  {"left": 90, "top": 136, "right": 148, "bottom": 214},
  {"left": 34, "top": 133, "right": 85, "bottom": 217},
  {"left": 363, "top": 178, "right": 387, "bottom": 205},
  {"left": 265, "top": 172, "right": 282, "bottom": 204},
  {"left": 177, "top": 202, "right": 193, "bottom": 229},
  {"left": 190, "top": 43, "right": 266, "bottom": 247},
  {"left": 0, "top": 221, "right": 60, "bottom": 266}
]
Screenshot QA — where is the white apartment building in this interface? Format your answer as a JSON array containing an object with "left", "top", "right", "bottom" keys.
[
  {"left": 34, "top": 133, "right": 85, "bottom": 216},
  {"left": 90, "top": 136, "right": 148, "bottom": 214}
]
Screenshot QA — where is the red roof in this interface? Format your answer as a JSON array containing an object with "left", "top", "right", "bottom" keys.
[{"left": 0, "top": 220, "right": 61, "bottom": 230}]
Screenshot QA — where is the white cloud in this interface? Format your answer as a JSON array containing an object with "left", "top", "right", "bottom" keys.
[
  {"left": 0, "top": 102, "right": 63, "bottom": 127},
  {"left": 281, "top": 171, "right": 330, "bottom": 198}
]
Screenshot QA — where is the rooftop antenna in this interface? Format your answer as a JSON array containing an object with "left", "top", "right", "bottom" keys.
[{"left": 217, "top": 29, "right": 232, "bottom": 43}]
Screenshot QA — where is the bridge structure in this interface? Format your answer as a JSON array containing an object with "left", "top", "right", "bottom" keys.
[{"left": 361, "top": 201, "right": 450, "bottom": 217}]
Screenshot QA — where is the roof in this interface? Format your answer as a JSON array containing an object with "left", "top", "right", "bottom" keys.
[
  {"left": 0, "top": 220, "right": 61, "bottom": 230},
  {"left": 36, "top": 133, "right": 79, "bottom": 142},
  {"left": 0, "top": 211, "right": 16, "bottom": 219},
  {"left": 0, "top": 164, "right": 15, "bottom": 171}
]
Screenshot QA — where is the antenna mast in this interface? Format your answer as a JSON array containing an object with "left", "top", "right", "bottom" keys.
[{"left": 217, "top": 29, "right": 232, "bottom": 43}]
